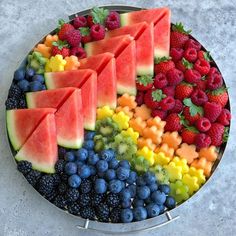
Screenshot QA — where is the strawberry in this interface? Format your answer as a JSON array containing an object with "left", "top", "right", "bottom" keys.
[
  {"left": 204, "top": 102, "right": 222, "bottom": 123},
  {"left": 57, "top": 19, "right": 74, "bottom": 40},
  {"left": 206, "top": 123, "right": 225, "bottom": 146},
  {"left": 207, "top": 87, "right": 229, "bottom": 108},
  {"left": 154, "top": 57, "right": 175, "bottom": 75},
  {"left": 176, "top": 58, "right": 193, "bottom": 73},
  {"left": 194, "top": 133, "right": 211, "bottom": 149},
  {"left": 181, "top": 126, "right": 199, "bottom": 145},
  {"left": 165, "top": 113, "right": 183, "bottom": 132},
  {"left": 136, "top": 75, "right": 153, "bottom": 91},
  {"left": 170, "top": 22, "right": 191, "bottom": 48},
  {"left": 175, "top": 82, "right": 193, "bottom": 101},
  {"left": 144, "top": 89, "right": 166, "bottom": 109},
  {"left": 51, "top": 40, "right": 70, "bottom": 57}
]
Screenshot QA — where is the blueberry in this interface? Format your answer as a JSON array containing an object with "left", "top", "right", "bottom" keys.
[
  {"left": 120, "top": 188, "right": 132, "bottom": 201},
  {"left": 25, "top": 67, "right": 35, "bottom": 79},
  {"left": 105, "top": 169, "right": 116, "bottom": 181},
  {"left": 127, "top": 184, "right": 136, "bottom": 198},
  {"left": 64, "top": 162, "right": 77, "bottom": 175},
  {"left": 158, "top": 204, "right": 165, "bottom": 214},
  {"left": 144, "top": 197, "right": 152, "bottom": 205},
  {"left": 133, "top": 199, "right": 144, "bottom": 207},
  {"left": 146, "top": 203, "right": 160, "bottom": 218},
  {"left": 97, "top": 171, "right": 105, "bottom": 178},
  {"left": 64, "top": 152, "right": 75, "bottom": 162},
  {"left": 95, "top": 178, "right": 107, "bottom": 194},
  {"left": 148, "top": 183, "right": 158, "bottom": 192},
  {"left": 121, "top": 199, "right": 132, "bottom": 209},
  {"left": 96, "top": 160, "right": 108, "bottom": 173},
  {"left": 121, "top": 209, "right": 133, "bottom": 223},
  {"left": 133, "top": 206, "right": 147, "bottom": 221},
  {"left": 83, "top": 140, "right": 94, "bottom": 150},
  {"left": 17, "top": 80, "right": 29, "bottom": 92},
  {"left": 126, "top": 171, "right": 137, "bottom": 184},
  {"left": 109, "top": 179, "right": 123, "bottom": 193},
  {"left": 159, "top": 184, "right": 170, "bottom": 195},
  {"left": 136, "top": 176, "right": 146, "bottom": 186},
  {"left": 75, "top": 160, "right": 84, "bottom": 168},
  {"left": 32, "top": 74, "right": 45, "bottom": 83},
  {"left": 119, "top": 160, "right": 130, "bottom": 169},
  {"left": 137, "top": 186, "right": 151, "bottom": 200},
  {"left": 68, "top": 174, "right": 81, "bottom": 188},
  {"left": 109, "top": 158, "right": 119, "bottom": 169},
  {"left": 41, "top": 85, "right": 46, "bottom": 90},
  {"left": 116, "top": 167, "right": 130, "bottom": 181},
  {"left": 88, "top": 153, "right": 99, "bottom": 165},
  {"left": 151, "top": 191, "right": 166, "bottom": 205},
  {"left": 14, "top": 68, "right": 25, "bottom": 81},
  {"left": 84, "top": 131, "right": 95, "bottom": 140},
  {"left": 143, "top": 171, "right": 156, "bottom": 185},
  {"left": 88, "top": 150, "right": 95, "bottom": 158},
  {"left": 75, "top": 148, "right": 88, "bottom": 161},
  {"left": 165, "top": 196, "right": 176, "bottom": 209},
  {"left": 100, "top": 149, "right": 115, "bottom": 162},
  {"left": 29, "top": 81, "right": 43, "bottom": 92},
  {"left": 88, "top": 165, "right": 97, "bottom": 175},
  {"left": 78, "top": 165, "right": 91, "bottom": 179}
]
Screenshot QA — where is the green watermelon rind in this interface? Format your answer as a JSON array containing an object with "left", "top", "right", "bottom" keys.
[
  {"left": 26, "top": 92, "right": 36, "bottom": 108},
  {"left": 84, "top": 43, "right": 93, "bottom": 57},
  {"left": 120, "top": 13, "right": 129, "bottom": 26},
  {"left": 44, "top": 73, "right": 55, "bottom": 89},
  {"left": 117, "top": 85, "right": 137, "bottom": 96},
  {"left": 137, "top": 65, "right": 154, "bottom": 76},
  {"left": 154, "top": 47, "right": 169, "bottom": 59},
  {"left": 57, "top": 136, "right": 83, "bottom": 149}
]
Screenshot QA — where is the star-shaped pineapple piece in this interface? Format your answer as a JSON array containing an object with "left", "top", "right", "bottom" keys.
[
  {"left": 182, "top": 174, "right": 199, "bottom": 195},
  {"left": 188, "top": 167, "right": 206, "bottom": 185},
  {"left": 164, "top": 162, "right": 182, "bottom": 182},
  {"left": 172, "top": 156, "right": 189, "bottom": 174},
  {"left": 191, "top": 158, "right": 213, "bottom": 177},
  {"left": 121, "top": 128, "right": 139, "bottom": 144},
  {"left": 154, "top": 152, "right": 171, "bottom": 166},
  {"left": 112, "top": 111, "right": 130, "bottom": 130},
  {"left": 96, "top": 106, "right": 114, "bottom": 120},
  {"left": 46, "top": 55, "right": 66, "bottom": 72},
  {"left": 137, "top": 146, "right": 155, "bottom": 166}
]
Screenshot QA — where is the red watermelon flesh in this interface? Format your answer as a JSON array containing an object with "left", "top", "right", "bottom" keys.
[
  {"left": 45, "top": 69, "right": 93, "bottom": 89},
  {"left": 84, "top": 35, "right": 133, "bottom": 57},
  {"left": 15, "top": 113, "right": 58, "bottom": 174},
  {"left": 136, "top": 22, "right": 154, "bottom": 75},
  {"left": 97, "top": 58, "right": 117, "bottom": 108},
  {"left": 26, "top": 87, "right": 75, "bottom": 109},
  {"left": 78, "top": 53, "right": 114, "bottom": 74},
  {"left": 116, "top": 40, "right": 136, "bottom": 95},
  {"left": 7, "top": 108, "right": 56, "bottom": 151},
  {"left": 55, "top": 89, "right": 84, "bottom": 148}
]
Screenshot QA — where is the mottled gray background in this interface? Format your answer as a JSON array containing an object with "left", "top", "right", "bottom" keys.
[{"left": 0, "top": 0, "right": 236, "bottom": 235}]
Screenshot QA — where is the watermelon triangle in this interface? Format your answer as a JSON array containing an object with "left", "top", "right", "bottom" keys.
[
  {"left": 97, "top": 58, "right": 117, "bottom": 108},
  {"left": 78, "top": 53, "right": 114, "bottom": 74},
  {"left": 84, "top": 35, "right": 133, "bottom": 57},
  {"left": 116, "top": 40, "right": 137, "bottom": 95},
  {"left": 15, "top": 113, "right": 58, "bottom": 174},
  {"left": 55, "top": 89, "right": 84, "bottom": 148},
  {"left": 7, "top": 108, "right": 56, "bottom": 151},
  {"left": 26, "top": 87, "right": 76, "bottom": 109}
]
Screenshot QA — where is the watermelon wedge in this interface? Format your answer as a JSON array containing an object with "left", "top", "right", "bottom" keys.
[
  {"left": 15, "top": 113, "right": 58, "bottom": 174},
  {"left": 7, "top": 108, "right": 56, "bottom": 151},
  {"left": 55, "top": 89, "right": 84, "bottom": 148},
  {"left": 84, "top": 35, "right": 133, "bottom": 57},
  {"left": 45, "top": 69, "right": 93, "bottom": 89},
  {"left": 26, "top": 87, "right": 75, "bottom": 109},
  {"left": 116, "top": 40, "right": 136, "bottom": 95}
]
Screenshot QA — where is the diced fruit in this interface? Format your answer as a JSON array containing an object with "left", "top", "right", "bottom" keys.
[{"left": 15, "top": 114, "right": 58, "bottom": 173}]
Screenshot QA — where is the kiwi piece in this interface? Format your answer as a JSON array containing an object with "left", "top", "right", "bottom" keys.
[
  {"left": 94, "top": 135, "right": 110, "bottom": 152},
  {"left": 131, "top": 156, "right": 150, "bottom": 173},
  {"left": 149, "top": 165, "right": 169, "bottom": 184}
]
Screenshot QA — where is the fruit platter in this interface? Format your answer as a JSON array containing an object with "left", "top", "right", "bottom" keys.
[{"left": 5, "top": 4, "right": 231, "bottom": 232}]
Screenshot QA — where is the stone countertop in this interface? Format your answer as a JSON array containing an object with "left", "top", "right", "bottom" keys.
[{"left": 0, "top": 0, "right": 235, "bottom": 235}]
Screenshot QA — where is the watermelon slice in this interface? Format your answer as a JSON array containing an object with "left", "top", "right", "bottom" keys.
[
  {"left": 55, "top": 89, "right": 84, "bottom": 148},
  {"left": 26, "top": 87, "right": 75, "bottom": 109},
  {"left": 45, "top": 69, "right": 93, "bottom": 89},
  {"left": 7, "top": 108, "right": 56, "bottom": 151},
  {"left": 84, "top": 35, "right": 133, "bottom": 57},
  {"left": 15, "top": 113, "right": 58, "bottom": 174},
  {"left": 116, "top": 40, "right": 136, "bottom": 95}
]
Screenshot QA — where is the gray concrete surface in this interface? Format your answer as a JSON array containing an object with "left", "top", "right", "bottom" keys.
[{"left": 0, "top": 0, "right": 236, "bottom": 235}]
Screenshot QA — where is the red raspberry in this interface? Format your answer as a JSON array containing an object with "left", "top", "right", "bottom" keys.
[
  {"left": 162, "top": 86, "right": 175, "bottom": 97},
  {"left": 176, "top": 60, "right": 187, "bottom": 72},
  {"left": 87, "top": 15, "right": 95, "bottom": 27},
  {"left": 195, "top": 117, "right": 211, "bottom": 132},
  {"left": 171, "top": 99, "right": 183, "bottom": 113},
  {"left": 165, "top": 113, "right": 182, "bottom": 132},
  {"left": 64, "top": 30, "right": 81, "bottom": 47},
  {"left": 191, "top": 89, "right": 208, "bottom": 106},
  {"left": 90, "top": 24, "right": 105, "bottom": 41},
  {"left": 135, "top": 91, "right": 144, "bottom": 106},
  {"left": 194, "top": 59, "right": 210, "bottom": 76},
  {"left": 208, "top": 67, "right": 220, "bottom": 76},
  {"left": 51, "top": 46, "right": 70, "bottom": 58},
  {"left": 58, "top": 23, "right": 74, "bottom": 41},
  {"left": 151, "top": 109, "right": 167, "bottom": 120},
  {"left": 70, "top": 46, "right": 86, "bottom": 59},
  {"left": 183, "top": 107, "right": 201, "bottom": 125},
  {"left": 73, "top": 16, "right": 87, "bottom": 28},
  {"left": 175, "top": 83, "right": 193, "bottom": 101},
  {"left": 166, "top": 68, "right": 184, "bottom": 86},
  {"left": 204, "top": 102, "right": 222, "bottom": 123},
  {"left": 206, "top": 70, "right": 223, "bottom": 90},
  {"left": 159, "top": 96, "right": 175, "bottom": 111},
  {"left": 181, "top": 128, "right": 198, "bottom": 145},
  {"left": 207, "top": 123, "right": 225, "bottom": 146},
  {"left": 153, "top": 73, "right": 168, "bottom": 89},
  {"left": 217, "top": 108, "right": 231, "bottom": 126},
  {"left": 81, "top": 34, "right": 92, "bottom": 44},
  {"left": 170, "top": 48, "right": 184, "bottom": 62},
  {"left": 194, "top": 133, "right": 211, "bottom": 149},
  {"left": 184, "top": 39, "right": 201, "bottom": 51},
  {"left": 183, "top": 48, "right": 198, "bottom": 62},
  {"left": 195, "top": 79, "right": 207, "bottom": 91},
  {"left": 105, "top": 11, "right": 120, "bottom": 30},
  {"left": 185, "top": 69, "right": 201, "bottom": 83}
]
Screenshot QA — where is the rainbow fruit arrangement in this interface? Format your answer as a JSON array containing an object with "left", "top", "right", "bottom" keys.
[{"left": 5, "top": 7, "right": 231, "bottom": 223}]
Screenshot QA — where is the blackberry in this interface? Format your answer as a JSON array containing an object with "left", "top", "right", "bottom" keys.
[
  {"left": 45, "top": 188, "right": 58, "bottom": 202},
  {"left": 90, "top": 175, "right": 98, "bottom": 183},
  {"left": 25, "top": 170, "right": 41, "bottom": 186},
  {"left": 53, "top": 195, "right": 67, "bottom": 209},
  {"left": 106, "top": 193, "right": 120, "bottom": 208},
  {"left": 58, "top": 146, "right": 67, "bottom": 159},
  {"left": 80, "top": 206, "right": 96, "bottom": 220},
  {"left": 78, "top": 193, "right": 91, "bottom": 207},
  {"left": 68, "top": 202, "right": 80, "bottom": 215},
  {"left": 5, "top": 98, "right": 18, "bottom": 110},
  {"left": 91, "top": 193, "right": 105, "bottom": 206},
  {"left": 110, "top": 208, "right": 121, "bottom": 223},
  {"left": 80, "top": 179, "right": 92, "bottom": 193},
  {"left": 18, "top": 96, "right": 27, "bottom": 109},
  {"left": 66, "top": 188, "right": 80, "bottom": 202},
  {"left": 51, "top": 174, "right": 61, "bottom": 186},
  {"left": 96, "top": 204, "right": 110, "bottom": 222},
  {"left": 60, "top": 173, "right": 68, "bottom": 182},
  {"left": 8, "top": 84, "right": 22, "bottom": 99},
  {"left": 55, "top": 159, "right": 65, "bottom": 174},
  {"left": 57, "top": 182, "right": 68, "bottom": 194},
  {"left": 17, "top": 161, "right": 32, "bottom": 175},
  {"left": 37, "top": 175, "right": 55, "bottom": 196}
]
